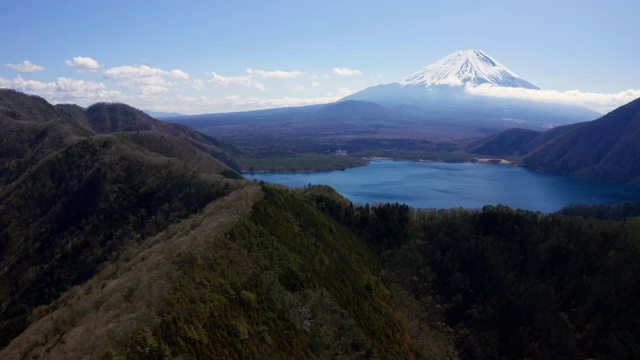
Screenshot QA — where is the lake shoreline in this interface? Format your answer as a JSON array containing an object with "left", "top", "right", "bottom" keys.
[
  {"left": 244, "top": 160, "right": 640, "bottom": 213},
  {"left": 242, "top": 156, "right": 516, "bottom": 174}
]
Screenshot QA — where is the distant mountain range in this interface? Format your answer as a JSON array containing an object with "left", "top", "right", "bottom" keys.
[
  {"left": 171, "top": 50, "right": 600, "bottom": 141},
  {"left": 468, "top": 96, "right": 640, "bottom": 184}
]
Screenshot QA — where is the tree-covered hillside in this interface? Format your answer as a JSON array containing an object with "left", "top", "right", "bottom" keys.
[
  {"left": 0, "top": 90, "right": 445, "bottom": 359},
  {"left": 0, "top": 89, "right": 246, "bottom": 350},
  {"left": 313, "top": 195, "right": 640, "bottom": 359},
  {"left": 1, "top": 89, "right": 639, "bottom": 359}
]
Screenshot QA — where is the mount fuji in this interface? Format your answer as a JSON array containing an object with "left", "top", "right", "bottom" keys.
[
  {"left": 397, "top": 49, "right": 538, "bottom": 89},
  {"left": 171, "top": 50, "right": 601, "bottom": 143},
  {"left": 342, "top": 49, "right": 599, "bottom": 133}
]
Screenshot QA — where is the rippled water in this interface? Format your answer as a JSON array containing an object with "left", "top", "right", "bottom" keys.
[{"left": 244, "top": 161, "right": 640, "bottom": 212}]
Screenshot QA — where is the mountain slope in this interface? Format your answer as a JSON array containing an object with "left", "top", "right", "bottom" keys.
[
  {"left": 0, "top": 91, "right": 91, "bottom": 185},
  {"left": 522, "top": 97, "right": 640, "bottom": 183},
  {"left": 0, "top": 90, "right": 441, "bottom": 358},
  {"left": 466, "top": 128, "right": 542, "bottom": 156},
  {"left": 0, "top": 89, "right": 247, "bottom": 347},
  {"left": 0, "top": 89, "right": 70, "bottom": 123}
]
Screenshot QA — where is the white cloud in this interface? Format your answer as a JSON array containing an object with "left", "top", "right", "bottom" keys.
[
  {"left": 192, "top": 79, "right": 207, "bottom": 90},
  {"left": 0, "top": 75, "right": 120, "bottom": 105},
  {"left": 56, "top": 77, "right": 106, "bottom": 92},
  {"left": 332, "top": 67, "right": 362, "bottom": 76},
  {"left": 0, "top": 75, "right": 106, "bottom": 94},
  {"left": 464, "top": 83, "right": 640, "bottom": 114},
  {"left": 138, "top": 85, "right": 171, "bottom": 96},
  {"left": 246, "top": 68, "right": 304, "bottom": 78},
  {"left": 0, "top": 75, "right": 55, "bottom": 93},
  {"left": 104, "top": 65, "right": 189, "bottom": 81},
  {"left": 125, "top": 85, "right": 359, "bottom": 115},
  {"left": 311, "top": 81, "right": 320, "bottom": 88},
  {"left": 65, "top": 56, "right": 101, "bottom": 70},
  {"left": 169, "top": 69, "right": 190, "bottom": 80},
  {"left": 208, "top": 72, "right": 266, "bottom": 91},
  {"left": 5, "top": 60, "right": 45, "bottom": 73},
  {"left": 172, "top": 93, "right": 342, "bottom": 114},
  {"left": 103, "top": 65, "right": 190, "bottom": 94}
]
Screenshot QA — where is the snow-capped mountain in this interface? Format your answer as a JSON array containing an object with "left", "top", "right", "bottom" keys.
[
  {"left": 397, "top": 49, "right": 539, "bottom": 89},
  {"left": 341, "top": 49, "right": 599, "bottom": 132}
]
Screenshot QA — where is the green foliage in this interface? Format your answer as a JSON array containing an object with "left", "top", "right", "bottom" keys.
[
  {"left": 221, "top": 168, "right": 243, "bottom": 179},
  {"left": 239, "top": 186, "right": 414, "bottom": 358},
  {"left": 306, "top": 196, "right": 640, "bottom": 358},
  {"left": 131, "top": 327, "right": 172, "bottom": 359},
  {"left": 127, "top": 250, "right": 314, "bottom": 359},
  {"left": 229, "top": 320, "right": 250, "bottom": 340},
  {"left": 306, "top": 186, "right": 411, "bottom": 254},
  {"left": 559, "top": 201, "right": 640, "bottom": 220},
  {"left": 133, "top": 185, "right": 416, "bottom": 359},
  {"left": 0, "top": 117, "right": 79, "bottom": 185},
  {"left": 234, "top": 141, "right": 471, "bottom": 172},
  {"left": 379, "top": 205, "right": 640, "bottom": 359},
  {"left": 0, "top": 136, "right": 235, "bottom": 347}
]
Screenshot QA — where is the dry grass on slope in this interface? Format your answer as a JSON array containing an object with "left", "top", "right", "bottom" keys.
[{"left": 0, "top": 185, "right": 261, "bottom": 359}]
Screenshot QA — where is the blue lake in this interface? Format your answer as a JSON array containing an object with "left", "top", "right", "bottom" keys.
[{"left": 244, "top": 161, "right": 640, "bottom": 213}]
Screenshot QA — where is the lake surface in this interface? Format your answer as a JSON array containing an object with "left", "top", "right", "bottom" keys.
[{"left": 244, "top": 161, "right": 640, "bottom": 213}]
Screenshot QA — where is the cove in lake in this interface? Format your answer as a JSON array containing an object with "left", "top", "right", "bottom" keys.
[{"left": 244, "top": 161, "right": 640, "bottom": 213}]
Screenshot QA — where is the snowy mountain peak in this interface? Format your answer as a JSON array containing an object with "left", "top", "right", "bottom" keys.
[{"left": 398, "top": 50, "right": 539, "bottom": 89}]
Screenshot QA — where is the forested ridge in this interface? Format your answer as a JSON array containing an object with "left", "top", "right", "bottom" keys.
[
  {"left": 1, "top": 89, "right": 639, "bottom": 359},
  {"left": 313, "top": 194, "right": 640, "bottom": 359}
]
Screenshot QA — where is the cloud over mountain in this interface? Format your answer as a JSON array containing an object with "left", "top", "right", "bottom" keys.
[{"left": 465, "top": 84, "right": 640, "bottom": 114}]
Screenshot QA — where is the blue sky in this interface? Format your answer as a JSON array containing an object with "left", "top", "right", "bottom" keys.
[{"left": 1, "top": 0, "right": 639, "bottom": 114}]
